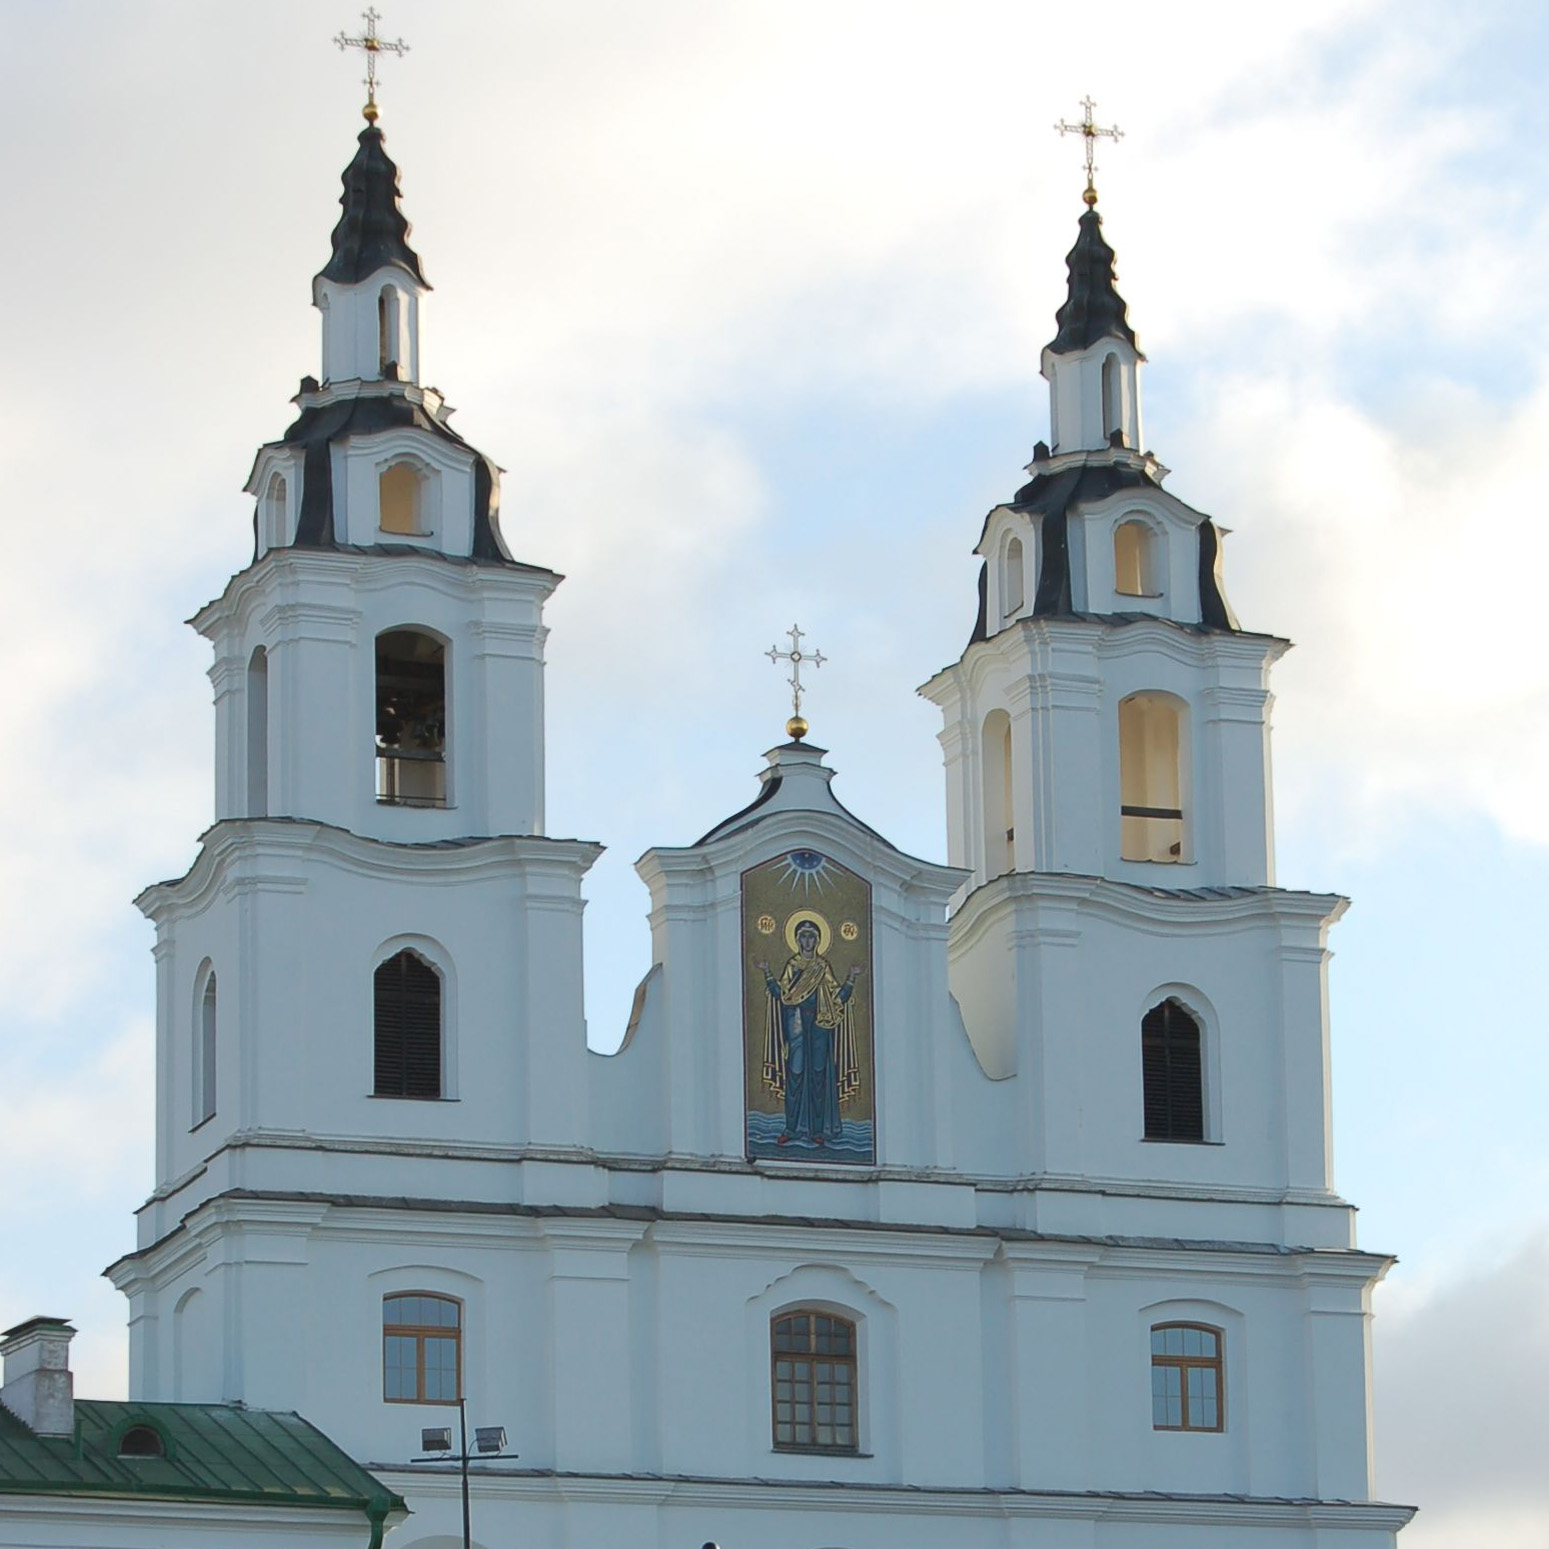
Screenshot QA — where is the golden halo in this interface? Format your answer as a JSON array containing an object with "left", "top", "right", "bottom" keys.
[{"left": 784, "top": 908, "right": 832, "bottom": 954}]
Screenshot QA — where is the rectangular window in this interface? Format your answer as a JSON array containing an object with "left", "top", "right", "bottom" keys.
[
  {"left": 1150, "top": 1323, "right": 1223, "bottom": 1431},
  {"left": 383, "top": 1294, "right": 462, "bottom": 1404},
  {"left": 771, "top": 1312, "right": 858, "bottom": 1453}
]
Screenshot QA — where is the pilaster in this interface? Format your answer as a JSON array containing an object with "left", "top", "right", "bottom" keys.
[{"left": 543, "top": 1219, "right": 650, "bottom": 1472}]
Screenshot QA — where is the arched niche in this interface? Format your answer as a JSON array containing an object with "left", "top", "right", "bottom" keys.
[
  {"left": 1102, "top": 353, "right": 1121, "bottom": 440},
  {"left": 375, "top": 628, "right": 448, "bottom": 806},
  {"left": 981, "top": 709, "right": 1014, "bottom": 879},
  {"left": 246, "top": 646, "right": 268, "bottom": 816},
  {"left": 192, "top": 961, "right": 217, "bottom": 1128},
  {"left": 261, "top": 472, "right": 289, "bottom": 550},
  {"left": 1119, "top": 692, "right": 1186, "bottom": 862},
  {"left": 1001, "top": 534, "right": 1025, "bottom": 620},
  {"left": 378, "top": 284, "right": 407, "bottom": 376},
  {"left": 1114, "top": 517, "right": 1161, "bottom": 598},
  {"left": 379, "top": 460, "right": 429, "bottom": 535}
]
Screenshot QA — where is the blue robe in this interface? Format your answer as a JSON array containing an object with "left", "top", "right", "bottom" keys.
[{"left": 765, "top": 953, "right": 854, "bottom": 1143}]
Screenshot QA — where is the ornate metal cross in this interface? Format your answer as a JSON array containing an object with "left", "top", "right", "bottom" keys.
[
  {"left": 335, "top": 7, "right": 409, "bottom": 124},
  {"left": 767, "top": 624, "right": 826, "bottom": 742},
  {"left": 1054, "top": 95, "right": 1123, "bottom": 207}
]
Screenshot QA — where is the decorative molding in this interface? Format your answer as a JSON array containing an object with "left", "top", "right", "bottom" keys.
[{"left": 366, "top": 1465, "right": 1415, "bottom": 1528}]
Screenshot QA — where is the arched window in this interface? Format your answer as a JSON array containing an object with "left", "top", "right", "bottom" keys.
[
  {"left": 1102, "top": 354, "right": 1121, "bottom": 441},
  {"left": 193, "top": 969, "right": 217, "bottom": 1127},
  {"left": 378, "top": 285, "right": 404, "bottom": 375},
  {"left": 1001, "top": 535, "right": 1025, "bottom": 620},
  {"left": 1142, "top": 998, "right": 1204, "bottom": 1142},
  {"left": 383, "top": 1293, "right": 461, "bottom": 1403},
  {"left": 262, "top": 473, "right": 288, "bottom": 549},
  {"left": 1151, "top": 1323, "right": 1223, "bottom": 1431},
  {"left": 378, "top": 462, "right": 424, "bottom": 535},
  {"left": 375, "top": 630, "right": 447, "bottom": 806},
  {"left": 981, "top": 709, "right": 1014, "bottom": 879},
  {"left": 374, "top": 950, "right": 442, "bottom": 1099},
  {"left": 771, "top": 1310, "right": 857, "bottom": 1453},
  {"left": 172, "top": 1288, "right": 204, "bottom": 1402},
  {"left": 1114, "top": 519, "right": 1158, "bottom": 597},
  {"left": 246, "top": 646, "right": 268, "bottom": 817},
  {"left": 117, "top": 1424, "right": 166, "bottom": 1458},
  {"left": 1119, "top": 693, "right": 1185, "bottom": 862}
]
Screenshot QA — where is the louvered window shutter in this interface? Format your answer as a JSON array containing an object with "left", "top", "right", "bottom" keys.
[
  {"left": 374, "top": 951, "right": 442, "bottom": 1098},
  {"left": 1141, "top": 998, "right": 1203, "bottom": 1141}
]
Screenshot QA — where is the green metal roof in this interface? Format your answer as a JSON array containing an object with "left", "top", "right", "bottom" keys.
[{"left": 0, "top": 1399, "right": 404, "bottom": 1516}]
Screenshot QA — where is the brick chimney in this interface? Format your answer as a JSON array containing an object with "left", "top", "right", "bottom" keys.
[{"left": 0, "top": 1317, "right": 76, "bottom": 1437}]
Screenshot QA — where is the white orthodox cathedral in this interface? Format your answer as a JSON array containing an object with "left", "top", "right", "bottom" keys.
[{"left": 0, "top": 66, "right": 1414, "bottom": 1549}]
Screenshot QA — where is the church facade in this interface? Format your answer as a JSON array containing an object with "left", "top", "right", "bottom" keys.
[{"left": 103, "top": 106, "right": 1414, "bottom": 1549}]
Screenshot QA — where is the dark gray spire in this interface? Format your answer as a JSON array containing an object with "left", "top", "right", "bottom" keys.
[
  {"left": 318, "top": 125, "right": 428, "bottom": 287},
  {"left": 1047, "top": 206, "right": 1136, "bottom": 356}
]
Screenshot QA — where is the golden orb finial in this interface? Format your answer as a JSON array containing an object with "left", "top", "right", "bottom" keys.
[
  {"left": 787, "top": 715, "right": 809, "bottom": 742},
  {"left": 363, "top": 100, "right": 380, "bottom": 124}
]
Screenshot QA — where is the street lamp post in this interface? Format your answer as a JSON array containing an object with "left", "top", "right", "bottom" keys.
[{"left": 413, "top": 1399, "right": 513, "bottom": 1549}]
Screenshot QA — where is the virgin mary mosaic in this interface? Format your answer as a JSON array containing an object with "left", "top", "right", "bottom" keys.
[{"left": 742, "top": 849, "right": 875, "bottom": 1164}]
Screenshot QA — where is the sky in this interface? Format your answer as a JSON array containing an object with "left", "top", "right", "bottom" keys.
[{"left": 2, "top": 1, "right": 1547, "bottom": 1542}]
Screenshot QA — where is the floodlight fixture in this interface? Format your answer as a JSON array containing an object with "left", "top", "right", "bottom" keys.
[{"left": 408, "top": 1403, "right": 513, "bottom": 1549}]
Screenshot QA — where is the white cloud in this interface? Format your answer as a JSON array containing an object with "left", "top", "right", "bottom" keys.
[
  {"left": 1376, "top": 1233, "right": 1549, "bottom": 1543},
  {"left": 0, "top": 1021, "right": 153, "bottom": 1206},
  {"left": 1174, "top": 372, "right": 1549, "bottom": 849}
]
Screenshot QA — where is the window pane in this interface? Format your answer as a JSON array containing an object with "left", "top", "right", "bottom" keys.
[
  {"left": 1198, "top": 1369, "right": 1220, "bottom": 1429},
  {"left": 774, "top": 1317, "right": 806, "bottom": 1353},
  {"left": 1186, "top": 1363, "right": 1204, "bottom": 1417},
  {"left": 423, "top": 1337, "right": 458, "bottom": 1400},
  {"left": 1152, "top": 1364, "right": 1182, "bottom": 1428},
  {"left": 384, "top": 1336, "right": 416, "bottom": 1400}
]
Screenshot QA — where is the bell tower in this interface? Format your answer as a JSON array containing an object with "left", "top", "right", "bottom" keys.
[
  {"left": 921, "top": 195, "right": 1277, "bottom": 895},
  {"left": 114, "top": 98, "right": 601, "bottom": 1427},
  {"left": 919, "top": 136, "right": 1340, "bottom": 1213},
  {"left": 218, "top": 119, "right": 550, "bottom": 843}
]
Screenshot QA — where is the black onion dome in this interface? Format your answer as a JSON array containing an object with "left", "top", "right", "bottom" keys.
[
  {"left": 318, "top": 126, "right": 427, "bottom": 287},
  {"left": 1047, "top": 206, "right": 1136, "bottom": 355}
]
